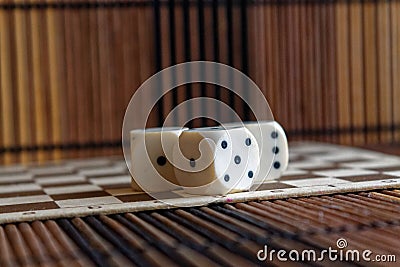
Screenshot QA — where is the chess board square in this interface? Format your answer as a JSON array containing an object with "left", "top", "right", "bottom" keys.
[
  {"left": 289, "top": 160, "right": 334, "bottom": 170},
  {"left": 373, "top": 166, "right": 400, "bottom": 172},
  {"left": 339, "top": 174, "right": 398, "bottom": 182},
  {"left": 281, "top": 168, "right": 309, "bottom": 176},
  {"left": 341, "top": 159, "right": 400, "bottom": 169},
  {"left": 279, "top": 174, "right": 324, "bottom": 181},
  {"left": 116, "top": 193, "right": 154, "bottom": 202},
  {"left": 307, "top": 151, "right": 376, "bottom": 162},
  {"left": 112, "top": 161, "right": 129, "bottom": 170},
  {"left": 0, "top": 195, "right": 53, "bottom": 207},
  {"left": 313, "top": 168, "right": 378, "bottom": 178},
  {"left": 254, "top": 182, "right": 297, "bottom": 191},
  {"left": 0, "top": 165, "right": 26, "bottom": 175},
  {"left": 29, "top": 165, "right": 76, "bottom": 177},
  {"left": 43, "top": 184, "right": 102, "bottom": 195},
  {"left": 0, "top": 202, "right": 59, "bottom": 214},
  {"left": 152, "top": 191, "right": 182, "bottom": 200},
  {"left": 289, "top": 142, "right": 341, "bottom": 152},
  {"left": 282, "top": 177, "right": 351, "bottom": 187},
  {"left": 56, "top": 196, "right": 122, "bottom": 208},
  {"left": 0, "top": 190, "right": 46, "bottom": 198},
  {"left": 105, "top": 188, "right": 140, "bottom": 196},
  {"left": 302, "top": 166, "right": 343, "bottom": 172},
  {"left": 36, "top": 175, "right": 87, "bottom": 186},
  {"left": 78, "top": 166, "right": 127, "bottom": 178},
  {"left": 51, "top": 191, "right": 111, "bottom": 201},
  {"left": 342, "top": 178, "right": 400, "bottom": 188},
  {"left": 0, "top": 173, "right": 33, "bottom": 184},
  {"left": 288, "top": 154, "right": 306, "bottom": 163},
  {"left": 0, "top": 195, "right": 52, "bottom": 206},
  {"left": 89, "top": 175, "right": 131, "bottom": 186},
  {"left": 383, "top": 170, "right": 400, "bottom": 177},
  {"left": 100, "top": 183, "right": 132, "bottom": 190},
  {"left": 0, "top": 183, "right": 42, "bottom": 194},
  {"left": 65, "top": 158, "right": 113, "bottom": 169}
]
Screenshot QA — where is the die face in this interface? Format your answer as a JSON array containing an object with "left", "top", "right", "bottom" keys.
[
  {"left": 262, "top": 122, "right": 289, "bottom": 180},
  {"left": 173, "top": 126, "right": 260, "bottom": 195},
  {"left": 217, "top": 127, "right": 260, "bottom": 192},
  {"left": 172, "top": 131, "right": 217, "bottom": 187},
  {"left": 130, "top": 127, "right": 186, "bottom": 192},
  {"left": 224, "top": 121, "right": 289, "bottom": 183}
]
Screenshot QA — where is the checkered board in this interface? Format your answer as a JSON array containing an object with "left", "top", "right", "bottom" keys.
[{"left": 1, "top": 141, "right": 400, "bottom": 224}]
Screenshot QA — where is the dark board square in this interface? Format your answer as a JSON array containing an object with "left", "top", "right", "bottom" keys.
[
  {"left": 369, "top": 166, "right": 400, "bottom": 172},
  {"left": 339, "top": 174, "right": 398, "bottom": 182},
  {"left": 0, "top": 190, "right": 46, "bottom": 199},
  {"left": 0, "top": 202, "right": 59, "bottom": 214},
  {"left": 50, "top": 191, "right": 111, "bottom": 201},
  {"left": 255, "top": 182, "right": 297, "bottom": 191},
  {"left": 99, "top": 183, "right": 132, "bottom": 190},
  {"left": 40, "top": 181, "right": 91, "bottom": 188},
  {"left": 299, "top": 166, "right": 339, "bottom": 172},
  {"left": 332, "top": 158, "right": 373, "bottom": 164},
  {"left": 152, "top": 191, "right": 182, "bottom": 200},
  {"left": 279, "top": 175, "right": 324, "bottom": 181},
  {"left": 117, "top": 194, "right": 154, "bottom": 202}
]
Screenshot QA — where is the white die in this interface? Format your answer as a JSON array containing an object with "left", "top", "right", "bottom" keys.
[
  {"left": 224, "top": 121, "right": 289, "bottom": 183},
  {"left": 130, "top": 127, "right": 187, "bottom": 192},
  {"left": 172, "top": 126, "right": 260, "bottom": 195}
]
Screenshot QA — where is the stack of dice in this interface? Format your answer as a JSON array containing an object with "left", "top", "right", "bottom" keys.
[{"left": 130, "top": 121, "right": 288, "bottom": 195}]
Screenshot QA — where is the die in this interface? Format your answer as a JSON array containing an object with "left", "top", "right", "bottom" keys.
[
  {"left": 172, "top": 126, "right": 260, "bottom": 195},
  {"left": 224, "top": 121, "right": 288, "bottom": 183},
  {"left": 130, "top": 127, "right": 187, "bottom": 192}
]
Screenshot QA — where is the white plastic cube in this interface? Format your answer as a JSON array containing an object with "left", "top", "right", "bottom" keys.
[
  {"left": 172, "top": 126, "right": 260, "bottom": 195},
  {"left": 130, "top": 127, "right": 187, "bottom": 192}
]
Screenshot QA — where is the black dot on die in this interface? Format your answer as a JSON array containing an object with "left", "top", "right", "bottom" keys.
[
  {"left": 157, "top": 156, "right": 167, "bottom": 166},
  {"left": 272, "top": 146, "right": 279, "bottom": 154},
  {"left": 234, "top": 155, "right": 241, "bottom": 164},
  {"left": 224, "top": 174, "right": 230, "bottom": 182},
  {"left": 245, "top": 138, "right": 251, "bottom": 146},
  {"left": 248, "top": 171, "right": 254, "bottom": 178},
  {"left": 271, "top": 131, "right": 278, "bottom": 139},
  {"left": 221, "top": 140, "right": 228, "bottom": 149},
  {"left": 189, "top": 158, "right": 196, "bottom": 167},
  {"left": 273, "top": 161, "right": 281, "bottom": 169}
]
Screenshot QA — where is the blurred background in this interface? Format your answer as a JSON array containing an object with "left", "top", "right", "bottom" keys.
[{"left": 0, "top": 0, "right": 399, "bottom": 164}]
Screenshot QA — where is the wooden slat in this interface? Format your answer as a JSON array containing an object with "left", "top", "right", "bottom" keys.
[
  {"left": 363, "top": 1, "right": 379, "bottom": 144},
  {"left": 336, "top": 1, "right": 352, "bottom": 144},
  {"left": 0, "top": 4, "right": 17, "bottom": 164},
  {"left": 47, "top": 0, "right": 65, "bottom": 160},
  {"left": 392, "top": 1, "right": 400, "bottom": 142},
  {"left": 377, "top": 1, "right": 392, "bottom": 143},
  {"left": 349, "top": 1, "right": 365, "bottom": 144}
]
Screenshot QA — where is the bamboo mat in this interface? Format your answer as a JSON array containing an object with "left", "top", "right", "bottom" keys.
[
  {"left": 0, "top": 190, "right": 399, "bottom": 266},
  {"left": 0, "top": 142, "right": 400, "bottom": 225},
  {"left": 0, "top": 1, "right": 399, "bottom": 165}
]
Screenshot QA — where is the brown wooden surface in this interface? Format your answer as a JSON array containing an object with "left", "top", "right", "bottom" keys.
[
  {"left": 0, "top": 189, "right": 399, "bottom": 266},
  {"left": 0, "top": 0, "right": 399, "bottom": 164}
]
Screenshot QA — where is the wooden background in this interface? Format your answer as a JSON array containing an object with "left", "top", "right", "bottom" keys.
[{"left": 0, "top": 0, "right": 399, "bottom": 164}]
